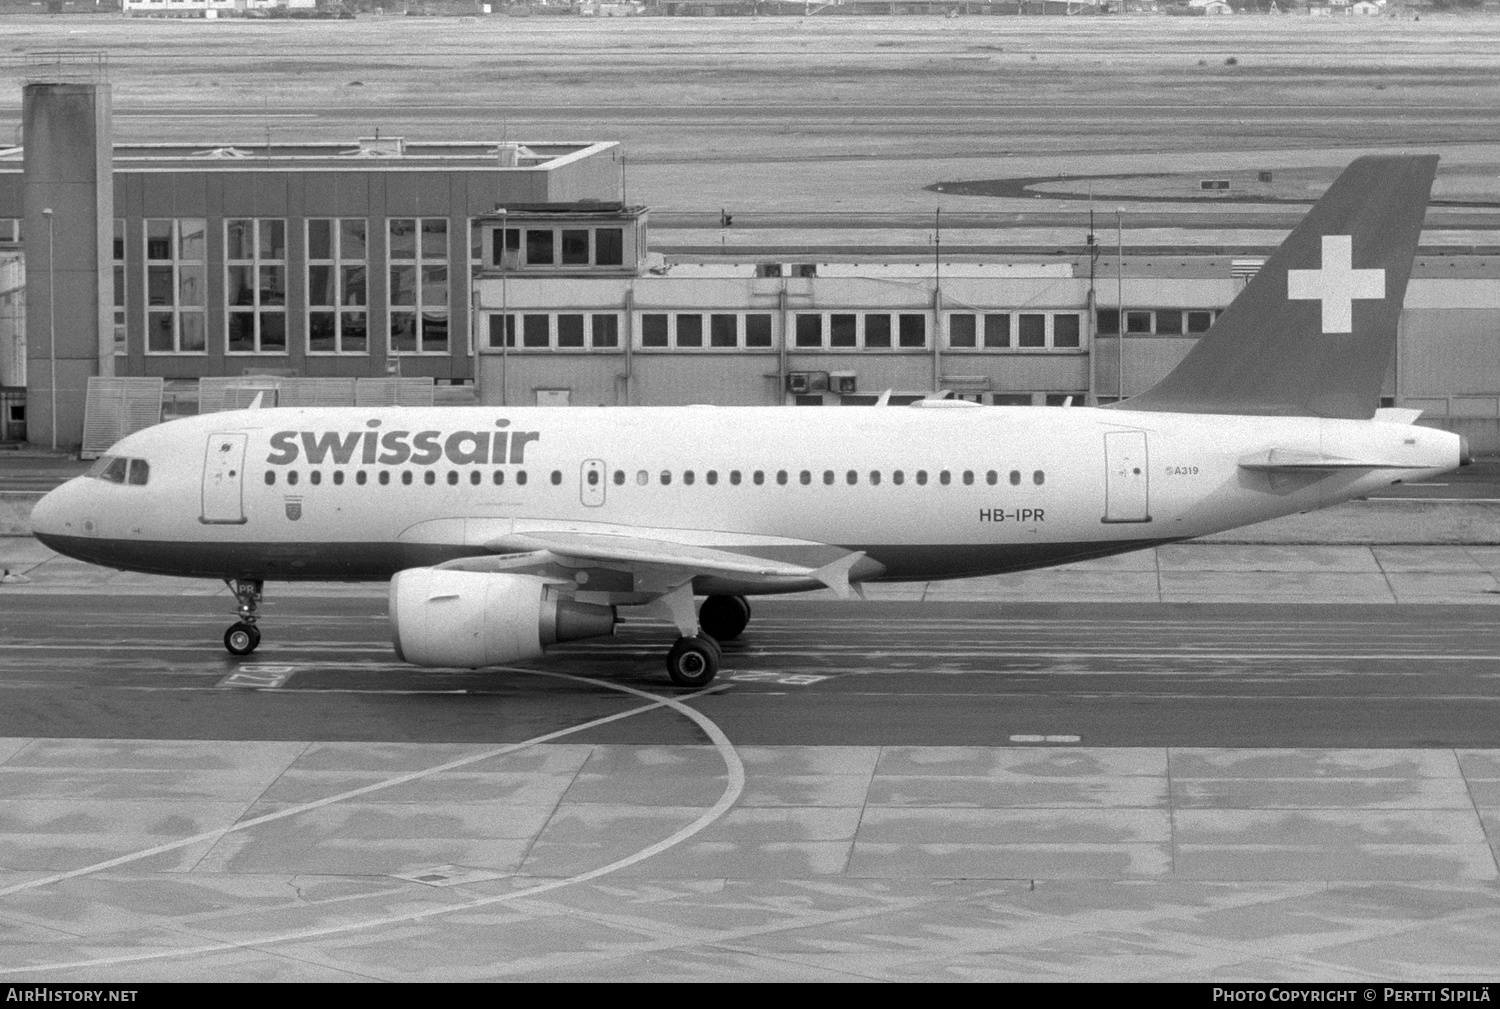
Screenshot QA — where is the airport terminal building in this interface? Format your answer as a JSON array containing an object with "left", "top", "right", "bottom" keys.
[{"left": 2, "top": 79, "right": 1498, "bottom": 449}]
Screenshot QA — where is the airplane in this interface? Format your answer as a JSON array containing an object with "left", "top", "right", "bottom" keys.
[{"left": 29, "top": 155, "right": 1466, "bottom": 688}]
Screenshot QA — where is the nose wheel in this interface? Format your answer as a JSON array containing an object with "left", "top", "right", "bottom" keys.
[
  {"left": 225, "top": 622, "right": 261, "bottom": 656},
  {"left": 223, "top": 579, "right": 264, "bottom": 656}
]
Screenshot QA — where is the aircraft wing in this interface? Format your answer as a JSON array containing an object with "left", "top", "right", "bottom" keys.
[{"left": 429, "top": 524, "right": 870, "bottom": 600}]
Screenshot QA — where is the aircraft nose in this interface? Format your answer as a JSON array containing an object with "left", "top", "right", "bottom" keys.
[{"left": 29, "top": 483, "right": 69, "bottom": 544}]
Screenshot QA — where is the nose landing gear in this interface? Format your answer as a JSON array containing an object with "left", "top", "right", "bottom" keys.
[{"left": 223, "top": 579, "right": 264, "bottom": 656}]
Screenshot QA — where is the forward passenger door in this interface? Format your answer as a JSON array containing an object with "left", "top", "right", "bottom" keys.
[{"left": 201, "top": 432, "right": 248, "bottom": 525}]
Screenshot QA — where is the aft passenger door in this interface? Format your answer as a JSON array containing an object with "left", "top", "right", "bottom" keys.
[
  {"left": 202, "top": 432, "right": 248, "bottom": 525},
  {"left": 581, "top": 459, "right": 607, "bottom": 508},
  {"left": 1102, "top": 430, "right": 1151, "bottom": 524}
]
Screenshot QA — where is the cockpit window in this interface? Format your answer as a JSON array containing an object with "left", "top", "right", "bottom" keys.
[
  {"left": 85, "top": 455, "right": 148, "bottom": 486},
  {"left": 96, "top": 457, "right": 129, "bottom": 484}
]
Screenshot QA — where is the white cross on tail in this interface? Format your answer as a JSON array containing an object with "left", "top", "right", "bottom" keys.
[{"left": 1287, "top": 234, "right": 1385, "bottom": 335}]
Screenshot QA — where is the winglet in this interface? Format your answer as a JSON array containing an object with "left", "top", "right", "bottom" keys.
[{"left": 814, "top": 551, "right": 866, "bottom": 600}]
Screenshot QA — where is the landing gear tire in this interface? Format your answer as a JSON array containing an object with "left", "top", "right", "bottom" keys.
[
  {"left": 224, "top": 621, "right": 261, "bottom": 656},
  {"left": 666, "top": 634, "right": 721, "bottom": 688},
  {"left": 698, "top": 594, "right": 751, "bottom": 641}
]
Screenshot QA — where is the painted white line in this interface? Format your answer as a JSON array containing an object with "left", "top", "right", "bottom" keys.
[
  {"left": 0, "top": 682, "right": 674, "bottom": 901},
  {"left": 217, "top": 664, "right": 297, "bottom": 689},
  {"left": 0, "top": 670, "right": 745, "bottom": 976},
  {"left": 728, "top": 672, "right": 831, "bottom": 686},
  {"left": 1009, "top": 734, "right": 1082, "bottom": 744}
]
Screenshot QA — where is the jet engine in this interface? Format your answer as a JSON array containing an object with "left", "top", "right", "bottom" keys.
[{"left": 389, "top": 568, "right": 616, "bottom": 668}]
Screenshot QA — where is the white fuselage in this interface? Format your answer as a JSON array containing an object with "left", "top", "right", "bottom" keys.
[{"left": 30, "top": 404, "right": 1463, "bottom": 591}]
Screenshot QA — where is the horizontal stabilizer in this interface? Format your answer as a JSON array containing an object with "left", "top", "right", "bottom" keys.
[
  {"left": 1239, "top": 449, "right": 1416, "bottom": 472},
  {"left": 1373, "top": 407, "right": 1425, "bottom": 425}
]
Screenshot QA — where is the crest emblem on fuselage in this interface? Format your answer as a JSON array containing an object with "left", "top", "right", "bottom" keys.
[{"left": 284, "top": 498, "right": 302, "bottom": 521}]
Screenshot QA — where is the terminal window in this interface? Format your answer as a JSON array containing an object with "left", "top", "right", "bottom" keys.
[
  {"left": 794, "top": 312, "right": 922, "bottom": 352},
  {"left": 526, "top": 229, "right": 555, "bottom": 267},
  {"left": 949, "top": 314, "right": 977, "bottom": 348},
  {"left": 1018, "top": 314, "right": 1046, "bottom": 348},
  {"left": 745, "top": 315, "right": 773, "bottom": 348},
  {"left": 307, "top": 219, "right": 368, "bottom": 355},
  {"left": 676, "top": 314, "right": 704, "bottom": 348},
  {"left": 710, "top": 314, "right": 737, "bottom": 348},
  {"left": 1101, "top": 308, "right": 1218, "bottom": 337},
  {"left": 830, "top": 314, "right": 857, "bottom": 348},
  {"left": 390, "top": 218, "right": 449, "bottom": 355},
  {"left": 561, "top": 230, "right": 590, "bottom": 266},
  {"left": 596, "top": 228, "right": 624, "bottom": 266},
  {"left": 636, "top": 312, "right": 773, "bottom": 351},
  {"left": 947, "top": 312, "right": 1081, "bottom": 351},
  {"left": 795, "top": 315, "right": 822, "bottom": 349},
  {"left": 226, "top": 218, "right": 287, "bottom": 354},
  {"left": 592, "top": 314, "right": 620, "bottom": 348},
  {"left": 493, "top": 227, "right": 521, "bottom": 269},
  {"left": 144, "top": 218, "right": 207, "bottom": 355},
  {"left": 489, "top": 312, "right": 622, "bottom": 352},
  {"left": 1053, "top": 314, "right": 1082, "bottom": 348},
  {"left": 898, "top": 314, "right": 927, "bottom": 349}
]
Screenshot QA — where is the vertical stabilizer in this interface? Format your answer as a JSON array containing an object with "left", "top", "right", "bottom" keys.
[{"left": 1117, "top": 155, "right": 1438, "bottom": 419}]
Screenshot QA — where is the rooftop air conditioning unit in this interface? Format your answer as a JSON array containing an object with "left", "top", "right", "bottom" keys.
[{"left": 831, "top": 372, "right": 857, "bottom": 394}]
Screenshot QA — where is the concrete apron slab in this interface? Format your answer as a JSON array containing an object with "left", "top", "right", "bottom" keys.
[{"left": 0, "top": 740, "right": 1496, "bottom": 982}]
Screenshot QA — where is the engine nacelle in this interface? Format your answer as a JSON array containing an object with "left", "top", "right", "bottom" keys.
[{"left": 389, "top": 568, "right": 616, "bottom": 668}]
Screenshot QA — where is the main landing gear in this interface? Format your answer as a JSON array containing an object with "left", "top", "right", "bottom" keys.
[
  {"left": 697, "top": 594, "right": 751, "bottom": 642},
  {"left": 666, "top": 634, "right": 721, "bottom": 688},
  {"left": 223, "top": 579, "right": 263, "bottom": 656},
  {"left": 662, "top": 595, "right": 752, "bottom": 688}
]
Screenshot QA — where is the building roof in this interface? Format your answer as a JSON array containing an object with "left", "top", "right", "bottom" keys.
[{"left": 0, "top": 139, "right": 617, "bottom": 174}]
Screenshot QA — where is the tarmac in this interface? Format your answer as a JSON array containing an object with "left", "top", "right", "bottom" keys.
[{"left": 3, "top": 475, "right": 1500, "bottom": 980}]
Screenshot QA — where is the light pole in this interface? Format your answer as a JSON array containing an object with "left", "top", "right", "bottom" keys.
[
  {"left": 1116, "top": 207, "right": 1125, "bottom": 403},
  {"left": 496, "top": 208, "right": 508, "bottom": 407},
  {"left": 42, "top": 206, "right": 56, "bottom": 451}
]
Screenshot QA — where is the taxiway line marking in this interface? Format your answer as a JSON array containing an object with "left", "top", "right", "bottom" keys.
[
  {"left": 0, "top": 671, "right": 746, "bottom": 976},
  {"left": 8, "top": 644, "right": 1500, "bottom": 661},
  {"left": 0, "top": 684, "right": 695, "bottom": 902}
]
